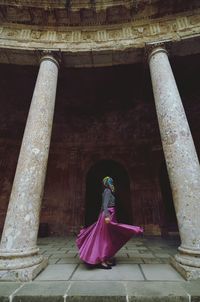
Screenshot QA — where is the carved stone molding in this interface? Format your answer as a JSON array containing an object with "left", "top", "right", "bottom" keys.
[
  {"left": 0, "top": 11, "right": 199, "bottom": 66},
  {"left": 0, "top": 13, "right": 199, "bottom": 51}
]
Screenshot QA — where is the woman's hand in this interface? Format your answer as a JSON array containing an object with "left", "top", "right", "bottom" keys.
[{"left": 105, "top": 217, "right": 111, "bottom": 224}]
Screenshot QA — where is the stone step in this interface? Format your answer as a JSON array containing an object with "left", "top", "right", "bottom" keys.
[{"left": 1, "top": 280, "right": 200, "bottom": 302}]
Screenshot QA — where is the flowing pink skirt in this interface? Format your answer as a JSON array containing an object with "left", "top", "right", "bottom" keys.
[{"left": 76, "top": 207, "right": 143, "bottom": 265}]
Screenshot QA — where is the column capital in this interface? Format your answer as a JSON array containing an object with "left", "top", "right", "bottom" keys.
[
  {"left": 36, "top": 50, "right": 61, "bottom": 68},
  {"left": 145, "top": 40, "right": 171, "bottom": 63}
]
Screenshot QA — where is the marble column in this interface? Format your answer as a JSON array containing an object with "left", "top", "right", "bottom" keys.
[
  {"left": 148, "top": 45, "right": 200, "bottom": 280},
  {"left": 0, "top": 54, "right": 59, "bottom": 281}
]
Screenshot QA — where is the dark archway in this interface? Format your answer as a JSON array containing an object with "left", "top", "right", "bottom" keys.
[
  {"left": 85, "top": 160, "right": 132, "bottom": 226},
  {"left": 160, "top": 161, "right": 178, "bottom": 237}
]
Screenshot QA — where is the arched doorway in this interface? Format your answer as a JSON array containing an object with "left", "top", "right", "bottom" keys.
[
  {"left": 85, "top": 160, "right": 132, "bottom": 226},
  {"left": 160, "top": 161, "right": 178, "bottom": 237}
]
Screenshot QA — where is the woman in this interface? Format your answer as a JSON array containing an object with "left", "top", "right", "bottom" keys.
[{"left": 76, "top": 176, "right": 143, "bottom": 269}]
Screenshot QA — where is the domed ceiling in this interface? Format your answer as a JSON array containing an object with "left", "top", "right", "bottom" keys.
[
  {"left": 0, "top": 0, "right": 199, "bottom": 26},
  {"left": 0, "top": 0, "right": 199, "bottom": 67}
]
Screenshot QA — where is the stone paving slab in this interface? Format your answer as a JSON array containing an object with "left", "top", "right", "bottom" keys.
[
  {"left": 126, "top": 241, "right": 145, "bottom": 245},
  {"left": 142, "top": 258, "right": 162, "bottom": 264},
  {"left": 2, "top": 281, "right": 200, "bottom": 302},
  {"left": 12, "top": 281, "right": 70, "bottom": 302},
  {"left": 114, "top": 256, "right": 130, "bottom": 262},
  {"left": 125, "top": 246, "right": 143, "bottom": 250},
  {"left": 180, "top": 280, "right": 200, "bottom": 300},
  {"left": 154, "top": 253, "right": 170, "bottom": 258},
  {"left": 0, "top": 282, "right": 23, "bottom": 302},
  {"left": 139, "top": 252, "right": 154, "bottom": 257},
  {"left": 159, "top": 259, "right": 170, "bottom": 264},
  {"left": 66, "top": 251, "right": 78, "bottom": 257},
  {"left": 140, "top": 254, "right": 156, "bottom": 259},
  {"left": 127, "top": 251, "right": 141, "bottom": 257},
  {"left": 48, "top": 258, "right": 60, "bottom": 264},
  {"left": 1, "top": 237, "right": 195, "bottom": 301},
  {"left": 49, "top": 253, "right": 70, "bottom": 258},
  {"left": 67, "top": 281, "right": 126, "bottom": 299},
  {"left": 57, "top": 258, "right": 81, "bottom": 264},
  {"left": 115, "top": 251, "right": 129, "bottom": 257},
  {"left": 117, "top": 257, "right": 144, "bottom": 264},
  {"left": 141, "top": 264, "right": 184, "bottom": 281},
  {"left": 35, "top": 264, "right": 77, "bottom": 281},
  {"left": 125, "top": 281, "right": 189, "bottom": 302},
  {"left": 71, "top": 264, "right": 144, "bottom": 281}
]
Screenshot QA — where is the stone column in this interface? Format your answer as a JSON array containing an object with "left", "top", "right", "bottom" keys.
[
  {"left": 148, "top": 45, "right": 200, "bottom": 280},
  {"left": 0, "top": 54, "right": 59, "bottom": 281}
]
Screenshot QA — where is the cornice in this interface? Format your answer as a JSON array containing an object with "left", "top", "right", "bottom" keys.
[
  {"left": 0, "top": 11, "right": 199, "bottom": 50},
  {"left": 0, "top": 10, "right": 200, "bottom": 67}
]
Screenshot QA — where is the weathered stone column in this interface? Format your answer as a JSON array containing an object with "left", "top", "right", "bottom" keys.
[
  {"left": 0, "top": 54, "right": 59, "bottom": 281},
  {"left": 148, "top": 45, "right": 200, "bottom": 280}
]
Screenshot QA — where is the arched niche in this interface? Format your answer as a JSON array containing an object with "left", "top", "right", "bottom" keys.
[{"left": 85, "top": 159, "right": 132, "bottom": 226}]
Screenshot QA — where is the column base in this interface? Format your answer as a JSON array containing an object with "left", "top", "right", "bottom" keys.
[
  {"left": 0, "top": 256, "right": 48, "bottom": 282},
  {"left": 171, "top": 256, "right": 200, "bottom": 280}
]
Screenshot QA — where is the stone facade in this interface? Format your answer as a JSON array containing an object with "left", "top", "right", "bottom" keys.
[
  {"left": 0, "top": 56, "right": 200, "bottom": 237},
  {"left": 0, "top": 0, "right": 200, "bottom": 281}
]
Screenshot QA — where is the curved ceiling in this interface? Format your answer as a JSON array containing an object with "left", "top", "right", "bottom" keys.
[
  {"left": 0, "top": 0, "right": 200, "bottom": 67},
  {"left": 0, "top": 0, "right": 199, "bottom": 26}
]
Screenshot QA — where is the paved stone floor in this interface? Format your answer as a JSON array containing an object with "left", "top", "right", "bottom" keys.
[{"left": 1, "top": 236, "right": 200, "bottom": 301}]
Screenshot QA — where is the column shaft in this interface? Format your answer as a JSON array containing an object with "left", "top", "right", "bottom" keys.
[
  {"left": 149, "top": 46, "right": 200, "bottom": 279},
  {"left": 0, "top": 55, "right": 59, "bottom": 281}
]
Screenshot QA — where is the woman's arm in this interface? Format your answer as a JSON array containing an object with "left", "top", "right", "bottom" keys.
[{"left": 103, "top": 188, "right": 111, "bottom": 223}]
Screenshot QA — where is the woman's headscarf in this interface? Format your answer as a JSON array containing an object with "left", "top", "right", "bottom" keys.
[{"left": 102, "top": 176, "right": 115, "bottom": 192}]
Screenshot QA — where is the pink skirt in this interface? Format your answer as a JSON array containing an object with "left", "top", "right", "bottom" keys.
[{"left": 76, "top": 207, "right": 143, "bottom": 265}]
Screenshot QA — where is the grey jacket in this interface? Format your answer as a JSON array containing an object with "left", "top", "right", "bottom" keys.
[{"left": 101, "top": 188, "right": 115, "bottom": 217}]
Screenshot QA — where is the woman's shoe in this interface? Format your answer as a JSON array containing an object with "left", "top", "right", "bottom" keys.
[
  {"left": 97, "top": 262, "right": 112, "bottom": 269},
  {"left": 106, "top": 258, "right": 116, "bottom": 266}
]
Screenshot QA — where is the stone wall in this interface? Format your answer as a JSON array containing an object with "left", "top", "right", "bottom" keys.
[{"left": 0, "top": 55, "right": 200, "bottom": 236}]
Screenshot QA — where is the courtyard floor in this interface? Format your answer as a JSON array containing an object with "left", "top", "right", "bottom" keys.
[{"left": 1, "top": 236, "right": 200, "bottom": 301}]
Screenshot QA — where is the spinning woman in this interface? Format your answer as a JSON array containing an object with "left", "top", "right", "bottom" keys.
[{"left": 76, "top": 176, "right": 143, "bottom": 269}]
